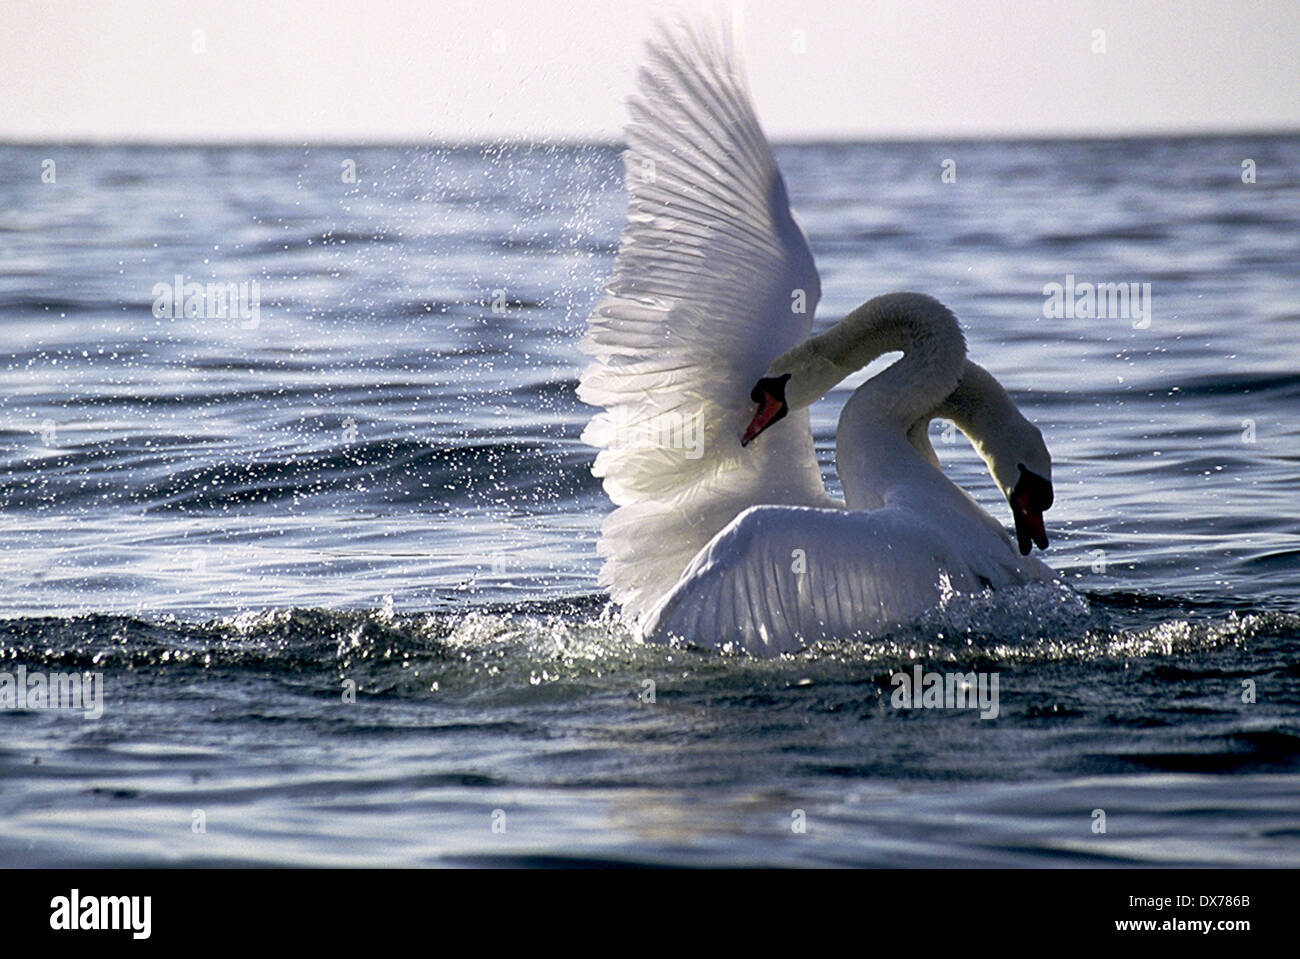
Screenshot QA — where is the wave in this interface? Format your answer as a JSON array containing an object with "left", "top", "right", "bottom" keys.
[
  {"left": 0, "top": 436, "right": 602, "bottom": 511},
  {"left": 2, "top": 586, "right": 1294, "bottom": 691}
]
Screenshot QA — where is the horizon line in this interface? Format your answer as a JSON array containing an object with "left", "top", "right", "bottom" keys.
[{"left": 1, "top": 128, "right": 1298, "bottom": 150}]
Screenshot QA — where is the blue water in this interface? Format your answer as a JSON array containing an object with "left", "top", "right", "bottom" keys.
[{"left": 1, "top": 137, "right": 1298, "bottom": 866}]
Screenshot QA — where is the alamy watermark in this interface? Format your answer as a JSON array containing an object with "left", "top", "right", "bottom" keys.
[
  {"left": 1043, "top": 273, "right": 1151, "bottom": 329},
  {"left": 605, "top": 407, "right": 703, "bottom": 460},
  {"left": 0, "top": 665, "right": 104, "bottom": 719},
  {"left": 152, "top": 274, "right": 260, "bottom": 328},
  {"left": 890, "top": 665, "right": 1000, "bottom": 720},
  {"left": 50, "top": 889, "right": 150, "bottom": 939}
]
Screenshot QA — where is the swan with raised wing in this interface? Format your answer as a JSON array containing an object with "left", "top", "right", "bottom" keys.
[{"left": 578, "top": 20, "right": 1056, "bottom": 655}]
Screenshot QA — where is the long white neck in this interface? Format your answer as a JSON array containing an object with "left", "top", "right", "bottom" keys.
[
  {"left": 759, "top": 292, "right": 968, "bottom": 509},
  {"left": 829, "top": 294, "right": 968, "bottom": 510},
  {"left": 767, "top": 292, "right": 966, "bottom": 414},
  {"left": 906, "top": 359, "right": 1051, "bottom": 508}
]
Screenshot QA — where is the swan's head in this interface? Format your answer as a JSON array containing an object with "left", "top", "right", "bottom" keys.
[
  {"left": 741, "top": 335, "right": 858, "bottom": 446},
  {"left": 989, "top": 419, "right": 1054, "bottom": 555},
  {"left": 926, "top": 360, "right": 1054, "bottom": 556},
  {"left": 742, "top": 292, "right": 962, "bottom": 447}
]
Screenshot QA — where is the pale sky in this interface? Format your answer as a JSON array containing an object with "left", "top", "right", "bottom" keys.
[{"left": 3, "top": 0, "right": 1298, "bottom": 142}]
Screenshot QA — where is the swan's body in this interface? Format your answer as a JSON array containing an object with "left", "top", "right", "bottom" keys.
[{"left": 578, "top": 20, "right": 1056, "bottom": 655}]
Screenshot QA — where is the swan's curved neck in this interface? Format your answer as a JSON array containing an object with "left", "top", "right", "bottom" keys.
[
  {"left": 831, "top": 293, "right": 967, "bottom": 428},
  {"left": 769, "top": 292, "right": 967, "bottom": 418},
  {"left": 911, "top": 359, "right": 1048, "bottom": 501},
  {"left": 830, "top": 294, "right": 968, "bottom": 509},
  {"left": 759, "top": 292, "right": 968, "bottom": 509}
]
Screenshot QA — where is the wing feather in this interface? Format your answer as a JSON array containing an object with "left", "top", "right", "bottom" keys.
[
  {"left": 642, "top": 504, "right": 1043, "bottom": 656},
  {"left": 578, "top": 18, "right": 828, "bottom": 626}
]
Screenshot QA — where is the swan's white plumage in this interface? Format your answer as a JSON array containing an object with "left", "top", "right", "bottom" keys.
[
  {"left": 643, "top": 490, "right": 1054, "bottom": 658},
  {"left": 580, "top": 20, "right": 1058, "bottom": 654},
  {"left": 577, "top": 20, "right": 830, "bottom": 625}
]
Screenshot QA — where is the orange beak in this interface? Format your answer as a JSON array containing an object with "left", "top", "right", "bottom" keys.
[
  {"left": 742, "top": 392, "right": 786, "bottom": 446},
  {"left": 1011, "top": 489, "right": 1049, "bottom": 555},
  {"left": 741, "top": 374, "right": 791, "bottom": 447},
  {"left": 1009, "top": 465, "right": 1053, "bottom": 555}
]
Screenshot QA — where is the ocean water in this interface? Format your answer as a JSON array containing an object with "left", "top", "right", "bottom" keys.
[{"left": 1, "top": 137, "right": 1298, "bottom": 867}]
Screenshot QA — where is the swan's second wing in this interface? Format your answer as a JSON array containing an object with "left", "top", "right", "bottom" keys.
[
  {"left": 643, "top": 504, "right": 1047, "bottom": 656},
  {"left": 578, "top": 19, "right": 829, "bottom": 628}
]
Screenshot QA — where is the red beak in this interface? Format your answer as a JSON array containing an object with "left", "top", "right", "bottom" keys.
[
  {"left": 1009, "top": 465, "right": 1053, "bottom": 555},
  {"left": 1011, "top": 490, "right": 1049, "bottom": 555},
  {"left": 742, "top": 393, "right": 785, "bottom": 446}
]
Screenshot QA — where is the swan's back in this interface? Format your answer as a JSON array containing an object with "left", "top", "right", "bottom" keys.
[{"left": 643, "top": 494, "right": 1049, "bottom": 656}]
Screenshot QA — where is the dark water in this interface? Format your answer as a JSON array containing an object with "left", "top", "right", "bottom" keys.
[{"left": 1, "top": 138, "right": 1298, "bottom": 866}]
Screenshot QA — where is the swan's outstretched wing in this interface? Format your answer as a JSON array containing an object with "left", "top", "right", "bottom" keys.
[
  {"left": 578, "top": 19, "right": 829, "bottom": 627},
  {"left": 643, "top": 503, "right": 1050, "bottom": 656}
]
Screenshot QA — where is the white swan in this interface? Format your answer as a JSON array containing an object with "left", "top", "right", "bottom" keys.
[{"left": 578, "top": 20, "right": 1056, "bottom": 655}]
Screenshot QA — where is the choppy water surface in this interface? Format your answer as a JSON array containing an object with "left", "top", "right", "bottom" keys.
[{"left": 1, "top": 137, "right": 1298, "bottom": 866}]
